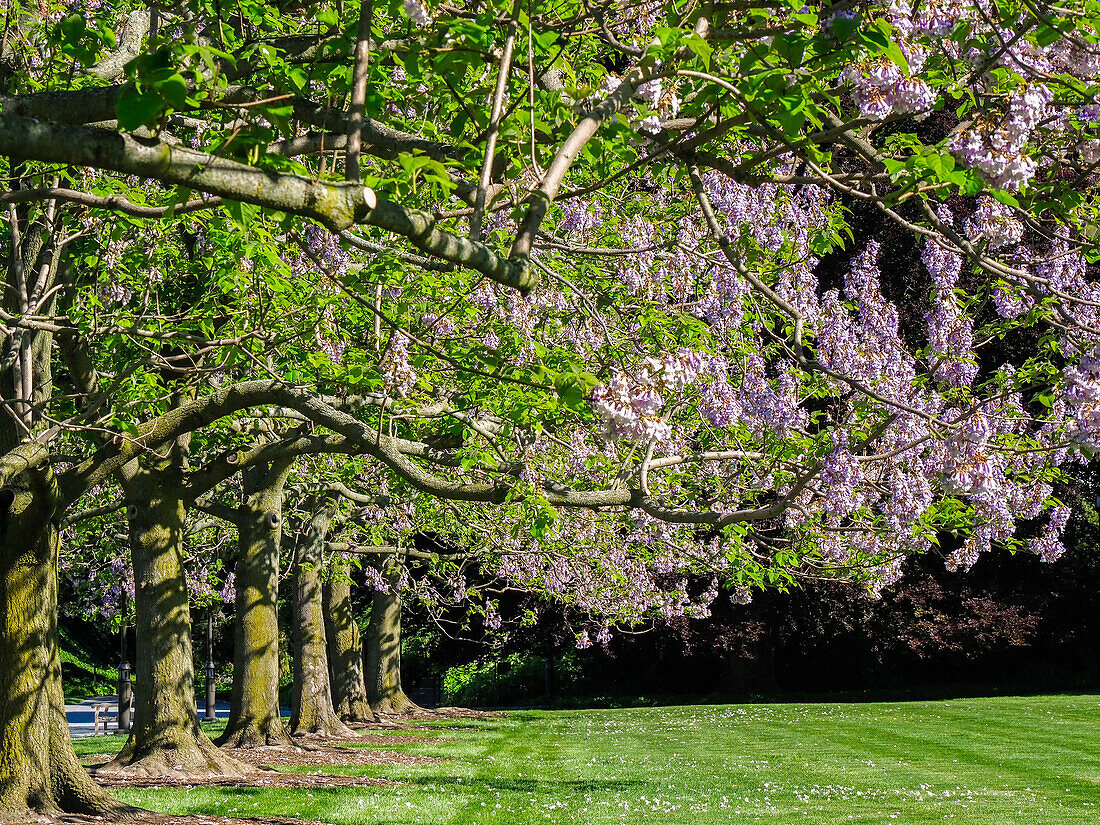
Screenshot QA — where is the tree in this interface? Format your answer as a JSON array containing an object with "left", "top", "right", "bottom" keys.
[
  {"left": 363, "top": 552, "right": 420, "bottom": 714},
  {"left": 4, "top": 0, "right": 1100, "bottom": 812}
]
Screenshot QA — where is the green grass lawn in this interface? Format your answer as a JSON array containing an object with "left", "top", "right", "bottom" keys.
[{"left": 77, "top": 695, "right": 1099, "bottom": 824}]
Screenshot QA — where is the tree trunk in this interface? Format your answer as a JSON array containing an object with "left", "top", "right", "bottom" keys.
[
  {"left": 324, "top": 555, "right": 376, "bottom": 723},
  {"left": 218, "top": 460, "right": 295, "bottom": 749},
  {"left": 100, "top": 466, "right": 250, "bottom": 779},
  {"left": 291, "top": 509, "right": 355, "bottom": 738},
  {"left": 365, "top": 555, "right": 419, "bottom": 715},
  {"left": 0, "top": 198, "right": 130, "bottom": 814},
  {"left": 0, "top": 478, "right": 132, "bottom": 816}
]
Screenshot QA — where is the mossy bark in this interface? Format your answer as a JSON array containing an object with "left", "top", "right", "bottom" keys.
[
  {"left": 0, "top": 479, "right": 132, "bottom": 817},
  {"left": 218, "top": 460, "right": 295, "bottom": 749},
  {"left": 291, "top": 509, "right": 354, "bottom": 738},
  {"left": 324, "top": 556, "right": 376, "bottom": 723},
  {"left": 100, "top": 465, "right": 250, "bottom": 779},
  {"left": 365, "top": 555, "right": 419, "bottom": 715}
]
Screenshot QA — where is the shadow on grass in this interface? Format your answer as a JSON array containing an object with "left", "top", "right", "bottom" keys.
[
  {"left": 139, "top": 774, "right": 644, "bottom": 799},
  {"left": 399, "top": 774, "right": 643, "bottom": 794}
]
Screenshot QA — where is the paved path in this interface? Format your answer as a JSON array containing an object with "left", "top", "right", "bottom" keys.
[{"left": 66, "top": 696, "right": 231, "bottom": 738}]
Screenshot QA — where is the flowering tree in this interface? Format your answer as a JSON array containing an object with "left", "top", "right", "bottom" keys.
[{"left": 3, "top": 0, "right": 1100, "bottom": 814}]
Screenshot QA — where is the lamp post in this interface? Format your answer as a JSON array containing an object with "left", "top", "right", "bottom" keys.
[
  {"left": 204, "top": 610, "right": 217, "bottom": 722},
  {"left": 117, "top": 619, "right": 132, "bottom": 733}
]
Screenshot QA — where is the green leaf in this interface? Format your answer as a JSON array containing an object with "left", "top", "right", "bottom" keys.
[
  {"left": 882, "top": 157, "right": 906, "bottom": 176},
  {"left": 775, "top": 92, "right": 807, "bottom": 137},
  {"left": 156, "top": 73, "right": 189, "bottom": 108},
  {"left": 831, "top": 15, "right": 860, "bottom": 42},
  {"left": 881, "top": 39, "right": 910, "bottom": 75},
  {"left": 287, "top": 67, "right": 310, "bottom": 92},
  {"left": 1035, "top": 24, "right": 1062, "bottom": 46},
  {"left": 116, "top": 87, "right": 166, "bottom": 131},
  {"left": 223, "top": 199, "right": 260, "bottom": 228}
]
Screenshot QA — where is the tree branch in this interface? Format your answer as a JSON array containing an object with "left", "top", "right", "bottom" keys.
[{"left": 0, "top": 115, "right": 536, "bottom": 293}]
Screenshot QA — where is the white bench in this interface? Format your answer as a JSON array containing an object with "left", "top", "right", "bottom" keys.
[{"left": 92, "top": 703, "right": 117, "bottom": 734}]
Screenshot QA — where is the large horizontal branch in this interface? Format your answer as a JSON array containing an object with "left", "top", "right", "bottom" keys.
[
  {"left": 194, "top": 500, "right": 239, "bottom": 525},
  {"left": 290, "top": 480, "right": 393, "bottom": 506},
  {"left": 187, "top": 432, "right": 353, "bottom": 502},
  {"left": 0, "top": 115, "right": 536, "bottom": 293},
  {"left": 0, "top": 442, "right": 51, "bottom": 489},
  {"left": 57, "top": 380, "right": 299, "bottom": 505},
  {"left": 59, "top": 500, "right": 125, "bottom": 527},
  {"left": 324, "top": 542, "right": 400, "bottom": 554},
  {"left": 1, "top": 80, "right": 460, "bottom": 166},
  {"left": 0, "top": 86, "right": 125, "bottom": 124},
  {"left": 37, "top": 377, "right": 786, "bottom": 527}
]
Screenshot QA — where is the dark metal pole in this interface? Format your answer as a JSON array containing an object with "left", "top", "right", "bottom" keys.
[
  {"left": 117, "top": 616, "right": 132, "bottom": 732},
  {"left": 204, "top": 610, "right": 217, "bottom": 722}
]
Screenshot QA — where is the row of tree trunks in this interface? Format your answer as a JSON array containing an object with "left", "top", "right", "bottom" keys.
[{"left": 1, "top": 459, "right": 415, "bottom": 811}]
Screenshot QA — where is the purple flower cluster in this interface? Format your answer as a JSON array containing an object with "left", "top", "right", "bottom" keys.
[
  {"left": 817, "top": 241, "right": 919, "bottom": 403},
  {"left": 558, "top": 200, "right": 604, "bottom": 237},
  {"left": 591, "top": 350, "right": 706, "bottom": 442},
  {"left": 841, "top": 59, "right": 935, "bottom": 121},
  {"left": 1028, "top": 505, "right": 1070, "bottom": 563},
  {"left": 948, "top": 86, "right": 1052, "bottom": 190},
  {"left": 592, "top": 372, "right": 672, "bottom": 442},
  {"left": 821, "top": 434, "right": 866, "bottom": 518},
  {"left": 992, "top": 281, "right": 1034, "bottom": 319},
  {"left": 402, "top": 0, "right": 431, "bottom": 26},
  {"left": 382, "top": 332, "right": 417, "bottom": 397},
  {"left": 964, "top": 196, "right": 1024, "bottom": 249},
  {"left": 1061, "top": 348, "right": 1100, "bottom": 450},
  {"left": 301, "top": 224, "right": 350, "bottom": 279}
]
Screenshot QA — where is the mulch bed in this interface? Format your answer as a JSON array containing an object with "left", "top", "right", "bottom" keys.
[
  {"left": 86, "top": 772, "right": 394, "bottom": 790},
  {"left": 78, "top": 741, "right": 441, "bottom": 789},
  {"left": 11, "top": 814, "right": 333, "bottom": 825},
  {"left": 234, "top": 743, "right": 442, "bottom": 769},
  {"left": 69, "top": 709, "right": 499, "bottom": 791}
]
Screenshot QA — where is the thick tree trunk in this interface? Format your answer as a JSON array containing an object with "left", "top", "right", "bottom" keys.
[
  {"left": 325, "top": 556, "right": 376, "bottom": 723},
  {"left": 218, "top": 460, "right": 295, "bottom": 749},
  {"left": 100, "top": 467, "right": 250, "bottom": 779},
  {"left": 365, "top": 555, "right": 419, "bottom": 715},
  {"left": 291, "top": 509, "right": 355, "bottom": 738},
  {"left": 0, "top": 479, "right": 131, "bottom": 816}
]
